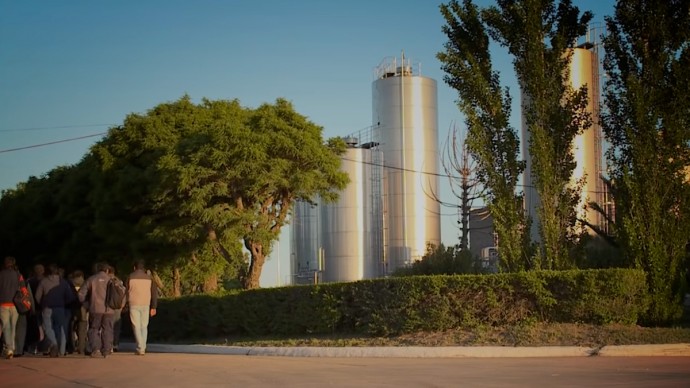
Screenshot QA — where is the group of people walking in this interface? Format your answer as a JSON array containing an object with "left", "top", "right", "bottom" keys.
[{"left": 0, "top": 256, "right": 158, "bottom": 359}]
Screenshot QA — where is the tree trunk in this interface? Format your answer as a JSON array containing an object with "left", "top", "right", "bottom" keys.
[
  {"left": 151, "top": 271, "right": 168, "bottom": 298},
  {"left": 460, "top": 176, "right": 471, "bottom": 252},
  {"left": 242, "top": 240, "right": 266, "bottom": 289},
  {"left": 203, "top": 272, "right": 219, "bottom": 293},
  {"left": 173, "top": 266, "right": 181, "bottom": 297},
  {"left": 207, "top": 226, "right": 235, "bottom": 266}
]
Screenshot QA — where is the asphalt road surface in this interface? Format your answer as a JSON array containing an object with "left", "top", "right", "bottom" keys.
[{"left": 2, "top": 352, "right": 689, "bottom": 387}]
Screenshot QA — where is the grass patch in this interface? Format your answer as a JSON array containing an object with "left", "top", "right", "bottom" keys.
[{"left": 199, "top": 323, "right": 690, "bottom": 348}]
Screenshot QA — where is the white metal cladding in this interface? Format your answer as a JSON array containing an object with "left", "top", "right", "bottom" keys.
[
  {"left": 568, "top": 47, "right": 603, "bottom": 233},
  {"left": 321, "top": 147, "right": 379, "bottom": 282},
  {"left": 372, "top": 59, "right": 441, "bottom": 274},
  {"left": 291, "top": 200, "right": 321, "bottom": 283}
]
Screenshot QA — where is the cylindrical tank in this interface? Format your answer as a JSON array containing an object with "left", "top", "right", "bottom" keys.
[
  {"left": 321, "top": 145, "right": 379, "bottom": 282},
  {"left": 372, "top": 55, "right": 441, "bottom": 273},
  {"left": 291, "top": 200, "right": 321, "bottom": 284},
  {"left": 522, "top": 45, "right": 603, "bottom": 241},
  {"left": 521, "top": 90, "right": 540, "bottom": 242},
  {"left": 569, "top": 47, "right": 602, "bottom": 232}
]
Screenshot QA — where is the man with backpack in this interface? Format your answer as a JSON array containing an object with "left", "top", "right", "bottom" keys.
[
  {"left": 107, "top": 265, "right": 126, "bottom": 353},
  {"left": 78, "top": 262, "right": 116, "bottom": 358},
  {"left": 0, "top": 256, "right": 28, "bottom": 359}
]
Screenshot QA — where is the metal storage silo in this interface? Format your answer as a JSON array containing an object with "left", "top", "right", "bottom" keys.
[
  {"left": 291, "top": 200, "right": 322, "bottom": 284},
  {"left": 320, "top": 138, "right": 380, "bottom": 282},
  {"left": 569, "top": 45, "right": 603, "bottom": 233},
  {"left": 372, "top": 54, "right": 441, "bottom": 273}
]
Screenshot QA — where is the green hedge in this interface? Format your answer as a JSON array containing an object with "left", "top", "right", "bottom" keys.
[{"left": 148, "top": 268, "right": 649, "bottom": 341}]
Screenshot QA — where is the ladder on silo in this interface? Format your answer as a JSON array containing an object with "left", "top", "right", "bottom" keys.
[
  {"left": 588, "top": 24, "right": 606, "bottom": 232},
  {"left": 364, "top": 124, "right": 386, "bottom": 277}
]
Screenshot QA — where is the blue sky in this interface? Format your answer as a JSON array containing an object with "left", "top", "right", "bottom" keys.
[{"left": 0, "top": 0, "right": 615, "bottom": 286}]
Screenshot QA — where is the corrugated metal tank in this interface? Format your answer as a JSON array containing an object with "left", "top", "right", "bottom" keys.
[
  {"left": 291, "top": 200, "right": 321, "bottom": 284},
  {"left": 321, "top": 144, "right": 379, "bottom": 282},
  {"left": 522, "top": 45, "right": 603, "bottom": 241},
  {"left": 372, "top": 56, "right": 441, "bottom": 273}
]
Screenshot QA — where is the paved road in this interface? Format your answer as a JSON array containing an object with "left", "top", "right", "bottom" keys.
[{"left": 2, "top": 352, "right": 689, "bottom": 388}]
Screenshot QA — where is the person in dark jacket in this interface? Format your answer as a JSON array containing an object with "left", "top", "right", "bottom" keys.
[
  {"left": 108, "top": 265, "right": 124, "bottom": 353},
  {"left": 35, "top": 263, "right": 75, "bottom": 357},
  {"left": 25, "top": 264, "right": 45, "bottom": 354},
  {"left": 68, "top": 270, "right": 88, "bottom": 355},
  {"left": 0, "top": 256, "right": 27, "bottom": 359},
  {"left": 78, "top": 262, "right": 115, "bottom": 358}
]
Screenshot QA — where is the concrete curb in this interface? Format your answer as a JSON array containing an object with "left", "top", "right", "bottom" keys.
[
  {"left": 119, "top": 342, "right": 690, "bottom": 358},
  {"left": 242, "top": 346, "right": 594, "bottom": 358},
  {"left": 597, "top": 344, "right": 690, "bottom": 357}
]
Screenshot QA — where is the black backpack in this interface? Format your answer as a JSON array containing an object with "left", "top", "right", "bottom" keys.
[{"left": 105, "top": 278, "right": 126, "bottom": 309}]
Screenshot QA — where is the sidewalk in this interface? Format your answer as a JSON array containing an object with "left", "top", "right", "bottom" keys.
[
  {"left": 5, "top": 348, "right": 690, "bottom": 388},
  {"left": 118, "top": 342, "right": 690, "bottom": 358}
]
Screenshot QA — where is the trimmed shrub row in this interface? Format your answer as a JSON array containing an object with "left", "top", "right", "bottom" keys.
[{"left": 148, "top": 268, "right": 649, "bottom": 341}]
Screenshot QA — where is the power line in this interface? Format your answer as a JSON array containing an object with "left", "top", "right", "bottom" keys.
[
  {"left": 0, "top": 130, "right": 613, "bottom": 196},
  {"left": 340, "top": 155, "right": 614, "bottom": 195},
  {"left": 342, "top": 155, "right": 449, "bottom": 178},
  {"left": 0, "top": 124, "right": 116, "bottom": 133},
  {"left": 0, "top": 133, "right": 106, "bottom": 153}
]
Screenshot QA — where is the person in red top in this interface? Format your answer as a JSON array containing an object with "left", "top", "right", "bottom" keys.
[{"left": 0, "top": 256, "right": 28, "bottom": 359}]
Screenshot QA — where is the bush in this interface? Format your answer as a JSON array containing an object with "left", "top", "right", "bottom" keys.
[{"left": 148, "top": 268, "right": 649, "bottom": 341}]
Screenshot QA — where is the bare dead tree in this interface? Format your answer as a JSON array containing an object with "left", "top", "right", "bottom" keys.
[{"left": 427, "top": 123, "right": 484, "bottom": 251}]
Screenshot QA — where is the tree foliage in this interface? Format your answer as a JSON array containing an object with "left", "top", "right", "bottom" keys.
[
  {"left": 0, "top": 164, "right": 99, "bottom": 272},
  {"left": 438, "top": 0, "right": 530, "bottom": 272},
  {"left": 481, "top": 0, "right": 592, "bottom": 269},
  {"left": 602, "top": 0, "right": 690, "bottom": 323},
  {"left": 91, "top": 96, "right": 349, "bottom": 290},
  {"left": 393, "top": 243, "right": 480, "bottom": 276},
  {"left": 2, "top": 96, "right": 348, "bottom": 292}
]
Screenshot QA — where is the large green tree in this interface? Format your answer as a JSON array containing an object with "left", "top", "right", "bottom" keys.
[
  {"left": 92, "top": 96, "right": 349, "bottom": 290},
  {"left": 51, "top": 157, "right": 104, "bottom": 271},
  {"left": 0, "top": 167, "right": 85, "bottom": 270},
  {"left": 438, "top": 0, "right": 530, "bottom": 272},
  {"left": 482, "top": 0, "right": 592, "bottom": 269},
  {"left": 602, "top": 0, "right": 690, "bottom": 323},
  {"left": 89, "top": 99, "right": 210, "bottom": 285}
]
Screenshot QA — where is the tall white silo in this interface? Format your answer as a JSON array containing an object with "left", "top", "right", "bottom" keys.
[
  {"left": 570, "top": 45, "right": 603, "bottom": 232},
  {"left": 372, "top": 54, "right": 441, "bottom": 273},
  {"left": 321, "top": 137, "right": 381, "bottom": 282},
  {"left": 523, "top": 42, "right": 603, "bottom": 241}
]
